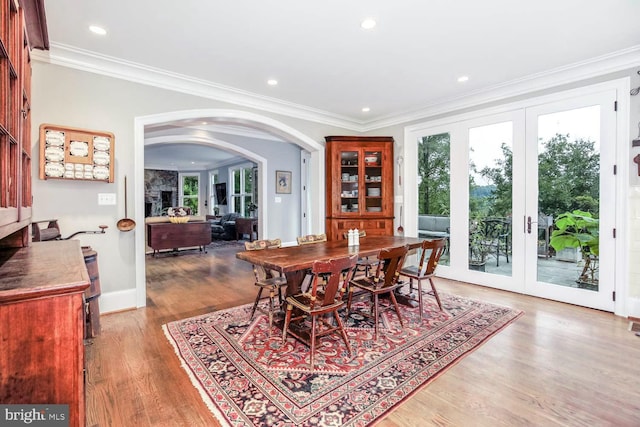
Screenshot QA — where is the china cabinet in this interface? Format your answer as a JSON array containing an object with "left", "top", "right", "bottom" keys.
[
  {"left": 325, "top": 136, "right": 394, "bottom": 240},
  {"left": 0, "top": 0, "right": 37, "bottom": 247}
]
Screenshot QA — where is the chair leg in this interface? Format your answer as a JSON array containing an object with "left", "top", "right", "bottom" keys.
[
  {"left": 417, "top": 279, "right": 424, "bottom": 319},
  {"left": 267, "top": 288, "right": 275, "bottom": 335},
  {"left": 429, "top": 277, "right": 443, "bottom": 311},
  {"left": 389, "top": 291, "right": 404, "bottom": 328},
  {"left": 282, "top": 304, "right": 292, "bottom": 344},
  {"left": 309, "top": 315, "right": 317, "bottom": 370},
  {"left": 250, "top": 287, "right": 264, "bottom": 320},
  {"left": 333, "top": 309, "right": 352, "bottom": 357}
]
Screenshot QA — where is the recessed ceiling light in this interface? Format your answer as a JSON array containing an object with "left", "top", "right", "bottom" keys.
[
  {"left": 89, "top": 25, "right": 107, "bottom": 36},
  {"left": 362, "top": 107, "right": 371, "bottom": 112},
  {"left": 267, "top": 79, "right": 278, "bottom": 86},
  {"left": 457, "top": 75, "right": 469, "bottom": 83},
  {"left": 361, "top": 18, "right": 377, "bottom": 30},
  {"left": 201, "top": 121, "right": 208, "bottom": 125}
]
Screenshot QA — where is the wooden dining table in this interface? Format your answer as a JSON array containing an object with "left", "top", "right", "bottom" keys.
[{"left": 236, "top": 235, "right": 425, "bottom": 296}]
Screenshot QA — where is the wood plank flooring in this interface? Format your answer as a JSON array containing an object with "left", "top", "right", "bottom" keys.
[{"left": 85, "top": 244, "right": 640, "bottom": 426}]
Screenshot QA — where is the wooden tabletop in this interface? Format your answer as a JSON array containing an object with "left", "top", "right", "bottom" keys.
[{"left": 236, "top": 235, "right": 424, "bottom": 273}]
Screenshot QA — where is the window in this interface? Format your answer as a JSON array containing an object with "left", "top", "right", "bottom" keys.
[
  {"left": 230, "top": 164, "right": 255, "bottom": 217},
  {"left": 179, "top": 173, "right": 199, "bottom": 215},
  {"left": 209, "top": 170, "right": 219, "bottom": 214}
]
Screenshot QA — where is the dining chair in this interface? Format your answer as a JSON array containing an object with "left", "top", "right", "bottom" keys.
[
  {"left": 398, "top": 238, "right": 447, "bottom": 317},
  {"left": 296, "top": 233, "right": 328, "bottom": 292},
  {"left": 244, "top": 239, "right": 288, "bottom": 335},
  {"left": 296, "top": 233, "right": 327, "bottom": 245},
  {"left": 348, "top": 244, "right": 409, "bottom": 340},
  {"left": 282, "top": 254, "right": 358, "bottom": 370},
  {"left": 342, "top": 229, "right": 378, "bottom": 276}
]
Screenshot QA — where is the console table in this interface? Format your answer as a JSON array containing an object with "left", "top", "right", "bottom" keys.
[{"left": 147, "top": 221, "right": 211, "bottom": 256}]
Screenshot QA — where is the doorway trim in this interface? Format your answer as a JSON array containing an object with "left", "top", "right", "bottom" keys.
[{"left": 134, "top": 109, "right": 325, "bottom": 308}]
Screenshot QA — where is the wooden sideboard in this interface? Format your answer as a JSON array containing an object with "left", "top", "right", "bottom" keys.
[
  {"left": 147, "top": 221, "right": 212, "bottom": 256},
  {"left": 0, "top": 240, "right": 90, "bottom": 427}
]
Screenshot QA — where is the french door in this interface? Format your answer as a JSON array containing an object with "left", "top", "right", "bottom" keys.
[
  {"left": 407, "top": 87, "right": 618, "bottom": 311},
  {"left": 523, "top": 92, "right": 616, "bottom": 310}
]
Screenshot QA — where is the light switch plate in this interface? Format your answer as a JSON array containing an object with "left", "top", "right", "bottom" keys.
[
  {"left": 274, "top": 197, "right": 282, "bottom": 203},
  {"left": 98, "top": 193, "right": 116, "bottom": 205}
]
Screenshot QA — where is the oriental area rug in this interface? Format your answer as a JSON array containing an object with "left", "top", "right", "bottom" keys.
[{"left": 163, "top": 293, "right": 523, "bottom": 426}]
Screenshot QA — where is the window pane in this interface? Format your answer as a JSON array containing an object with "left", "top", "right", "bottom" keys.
[
  {"left": 418, "top": 133, "right": 450, "bottom": 265},
  {"left": 468, "top": 122, "right": 513, "bottom": 276}
]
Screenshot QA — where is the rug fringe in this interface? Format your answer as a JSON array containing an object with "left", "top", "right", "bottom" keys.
[{"left": 162, "top": 323, "right": 235, "bottom": 427}]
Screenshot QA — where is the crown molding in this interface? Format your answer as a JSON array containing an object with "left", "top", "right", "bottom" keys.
[
  {"left": 361, "top": 45, "right": 640, "bottom": 131},
  {"left": 32, "top": 43, "right": 640, "bottom": 133},
  {"left": 32, "top": 43, "right": 363, "bottom": 131}
]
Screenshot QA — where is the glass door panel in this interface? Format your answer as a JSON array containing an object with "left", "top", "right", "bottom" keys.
[
  {"left": 468, "top": 122, "right": 513, "bottom": 277},
  {"left": 417, "top": 133, "right": 451, "bottom": 266},
  {"left": 364, "top": 150, "right": 382, "bottom": 214},
  {"left": 340, "top": 151, "right": 359, "bottom": 213}
]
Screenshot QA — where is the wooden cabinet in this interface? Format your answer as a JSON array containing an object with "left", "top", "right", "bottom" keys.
[
  {"left": 147, "top": 221, "right": 212, "bottom": 256},
  {"left": 325, "top": 136, "right": 394, "bottom": 241},
  {"left": 0, "top": 0, "right": 36, "bottom": 247},
  {"left": 0, "top": 240, "right": 89, "bottom": 427}
]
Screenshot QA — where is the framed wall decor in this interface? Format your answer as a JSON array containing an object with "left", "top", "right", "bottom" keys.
[
  {"left": 275, "top": 170, "right": 291, "bottom": 194},
  {"left": 39, "top": 123, "right": 115, "bottom": 182}
]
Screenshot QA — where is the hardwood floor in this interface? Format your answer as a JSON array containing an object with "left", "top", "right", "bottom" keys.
[{"left": 86, "top": 244, "right": 640, "bottom": 426}]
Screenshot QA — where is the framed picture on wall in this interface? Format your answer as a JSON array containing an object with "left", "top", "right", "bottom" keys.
[{"left": 276, "top": 170, "right": 291, "bottom": 194}]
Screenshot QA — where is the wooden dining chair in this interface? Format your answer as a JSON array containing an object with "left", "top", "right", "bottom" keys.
[
  {"left": 296, "top": 233, "right": 328, "bottom": 291},
  {"left": 398, "top": 238, "right": 447, "bottom": 317},
  {"left": 342, "top": 229, "right": 378, "bottom": 276},
  {"left": 245, "top": 239, "right": 288, "bottom": 335},
  {"left": 348, "top": 244, "right": 409, "bottom": 340},
  {"left": 282, "top": 254, "right": 358, "bottom": 370},
  {"left": 296, "top": 233, "right": 327, "bottom": 245}
]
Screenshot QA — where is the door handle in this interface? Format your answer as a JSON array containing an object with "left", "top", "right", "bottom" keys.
[{"left": 526, "top": 215, "right": 538, "bottom": 234}]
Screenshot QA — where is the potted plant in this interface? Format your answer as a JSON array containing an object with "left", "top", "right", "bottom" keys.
[
  {"left": 468, "top": 219, "right": 492, "bottom": 271},
  {"left": 549, "top": 210, "right": 599, "bottom": 285}
]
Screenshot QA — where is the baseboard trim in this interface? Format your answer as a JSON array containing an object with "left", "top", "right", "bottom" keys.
[{"left": 100, "top": 289, "right": 138, "bottom": 314}]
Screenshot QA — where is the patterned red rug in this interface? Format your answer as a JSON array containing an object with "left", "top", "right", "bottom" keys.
[{"left": 163, "top": 293, "right": 522, "bottom": 426}]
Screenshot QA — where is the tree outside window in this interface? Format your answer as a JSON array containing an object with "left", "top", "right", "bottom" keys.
[{"left": 180, "top": 173, "right": 199, "bottom": 215}]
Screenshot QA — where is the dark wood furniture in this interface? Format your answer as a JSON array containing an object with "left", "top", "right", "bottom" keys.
[
  {"left": 236, "top": 235, "right": 424, "bottom": 296},
  {"left": 348, "top": 244, "right": 409, "bottom": 340},
  {"left": 236, "top": 217, "right": 258, "bottom": 241},
  {"left": 325, "top": 136, "right": 394, "bottom": 241},
  {"left": 147, "top": 221, "right": 211, "bottom": 256},
  {"left": 282, "top": 254, "right": 358, "bottom": 369},
  {"left": 398, "top": 238, "right": 447, "bottom": 316},
  {"left": 0, "top": 0, "right": 37, "bottom": 248},
  {"left": 0, "top": 240, "right": 89, "bottom": 427},
  {"left": 244, "top": 239, "right": 287, "bottom": 335}
]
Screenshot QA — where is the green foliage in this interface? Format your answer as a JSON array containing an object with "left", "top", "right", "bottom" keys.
[
  {"left": 538, "top": 134, "right": 599, "bottom": 218},
  {"left": 549, "top": 210, "right": 599, "bottom": 256},
  {"left": 418, "top": 133, "right": 450, "bottom": 215}
]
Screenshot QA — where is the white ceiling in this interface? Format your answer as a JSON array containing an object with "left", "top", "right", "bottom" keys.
[{"left": 41, "top": 0, "right": 640, "bottom": 169}]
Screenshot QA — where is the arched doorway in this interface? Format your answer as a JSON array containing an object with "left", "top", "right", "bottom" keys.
[{"left": 133, "top": 109, "right": 324, "bottom": 307}]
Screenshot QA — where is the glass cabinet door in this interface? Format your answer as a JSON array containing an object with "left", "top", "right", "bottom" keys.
[
  {"left": 364, "top": 150, "right": 382, "bottom": 214},
  {"left": 340, "top": 151, "right": 359, "bottom": 213}
]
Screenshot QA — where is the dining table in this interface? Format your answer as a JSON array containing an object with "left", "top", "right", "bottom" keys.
[{"left": 236, "top": 235, "right": 425, "bottom": 297}]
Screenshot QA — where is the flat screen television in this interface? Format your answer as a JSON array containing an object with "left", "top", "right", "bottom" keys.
[{"left": 214, "top": 182, "right": 227, "bottom": 205}]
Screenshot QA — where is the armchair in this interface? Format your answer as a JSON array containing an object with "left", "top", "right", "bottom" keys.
[{"left": 207, "top": 213, "right": 240, "bottom": 240}]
